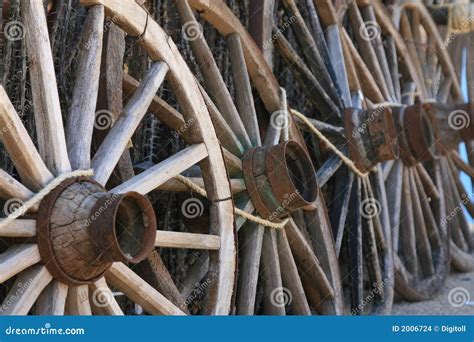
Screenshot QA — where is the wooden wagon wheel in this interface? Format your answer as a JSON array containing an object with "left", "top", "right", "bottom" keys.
[
  {"left": 135, "top": 1, "right": 342, "bottom": 315},
  {"left": 426, "top": 2, "right": 474, "bottom": 272},
  {"left": 261, "top": 0, "right": 395, "bottom": 314},
  {"left": 0, "top": 0, "right": 236, "bottom": 315},
  {"left": 169, "top": 0, "right": 346, "bottom": 315},
  {"left": 340, "top": 0, "right": 467, "bottom": 300}
]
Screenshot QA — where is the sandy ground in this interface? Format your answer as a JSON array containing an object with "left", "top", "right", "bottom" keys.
[{"left": 392, "top": 271, "right": 474, "bottom": 315}]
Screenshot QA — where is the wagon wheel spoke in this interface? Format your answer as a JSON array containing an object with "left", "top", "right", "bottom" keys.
[
  {"left": 260, "top": 229, "right": 285, "bottom": 315},
  {"left": 36, "top": 281, "right": 69, "bottom": 316},
  {"left": 277, "top": 227, "right": 311, "bottom": 315},
  {"left": 1, "top": 265, "right": 53, "bottom": 315},
  {"left": 408, "top": 168, "right": 435, "bottom": 277},
  {"left": 92, "top": 61, "right": 169, "bottom": 186},
  {"left": 441, "top": 159, "right": 470, "bottom": 252},
  {"left": 385, "top": 161, "right": 403, "bottom": 251},
  {"left": 0, "top": 245, "right": 41, "bottom": 283},
  {"left": 360, "top": 179, "right": 384, "bottom": 303},
  {"left": 65, "top": 285, "right": 92, "bottom": 315},
  {"left": 0, "top": 169, "right": 34, "bottom": 203},
  {"left": 340, "top": 28, "right": 385, "bottom": 104},
  {"left": 105, "top": 262, "right": 185, "bottom": 316},
  {"left": 273, "top": 31, "right": 342, "bottom": 120},
  {"left": 236, "top": 222, "right": 264, "bottom": 314},
  {"left": 154, "top": 231, "right": 220, "bottom": 250},
  {"left": 111, "top": 143, "right": 208, "bottom": 194},
  {"left": 348, "top": 2, "right": 392, "bottom": 101},
  {"left": 227, "top": 33, "right": 262, "bottom": 146},
  {"left": 22, "top": 0, "right": 71, "bottom": 175},
  {"left": 89, "top": 278, "right": 124, "bottom": 315},
  {"left": 413, "top": 168, "right": 442, "bottom": 250},
  {"left": 66, "top": 6, "right": 104, "bottom": 170},
  {"left": 446, "top": 156, "right": 474, "bottom": 217},
  {"left": 0, "top": 219, "right": 36, "bottom": 238},
  {"left": 0, "top": 87, "right": 53, "bottom": 190},
  {"left": 399, "top": 168, "right": 420, "bottom": 273},
  {"left": 123, "top": 75, "right": 244, "bottom": 175},
  {"left": 330, "top": 167, "right": 354, "bottom": 256},
  {"left": 175, "top": 1, "right": 252, "bottom": 150},
  {"left": 346, "top": 177, "right": 364, "bottom": 314}
]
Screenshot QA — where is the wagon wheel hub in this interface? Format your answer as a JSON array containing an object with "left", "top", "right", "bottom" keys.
[
  {"left": 392, "top": 104, "right": 440, "bottom": 165},
  {"left": 242, "top": 140, "right": 318, "bottom": 221},
  {"left": 36, "top": 178, "right": 157, "bottom": 285},
  {"left": 344, "top": 107, "right": 399, "bottom": 172}
]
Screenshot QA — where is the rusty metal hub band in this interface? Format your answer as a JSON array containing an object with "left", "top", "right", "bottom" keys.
[
  {"left": 37, "top": 177, "right": 157, "bottom": 285},
  {"left": 242, "top": 140, "right": 318, "bottom": 221},
  {"left": 344, "top": 107, "right": 399, "bottom": 172}
]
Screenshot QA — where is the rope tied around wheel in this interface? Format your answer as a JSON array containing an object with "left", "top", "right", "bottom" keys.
[
  {"left": 174, "top": 175, "right": 289, "bottom": 229},
  {"left": 290, "top": 109, "right": 377, "bottom": 178},
  {"left": 0, "top": 169, "right": 94, "bottom": 230}
]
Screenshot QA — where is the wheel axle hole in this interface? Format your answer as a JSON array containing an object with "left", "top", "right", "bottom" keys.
[{"left": 115, "top": 197, "right": 148, "bottom": 260}]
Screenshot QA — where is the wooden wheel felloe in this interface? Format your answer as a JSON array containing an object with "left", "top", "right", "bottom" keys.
[{"left": 0, "top": 0, "right": 236, "bottom": 315}]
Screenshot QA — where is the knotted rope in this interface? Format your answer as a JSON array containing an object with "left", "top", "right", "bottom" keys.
[
  {"left": 174, "top": 175, "right": 288, "bottom": 229},
  {"left": 0, "top": 169, "right": 94, "bottom": 230},
  {"left": 290, "top": 109, "right": 376, "bottom": 178}
]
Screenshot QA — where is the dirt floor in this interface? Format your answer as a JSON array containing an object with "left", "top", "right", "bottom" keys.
[{"left": 392, "top": 271, "right": 474, "bottom": 315}]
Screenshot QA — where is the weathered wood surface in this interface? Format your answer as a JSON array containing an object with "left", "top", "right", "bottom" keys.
[
  {"left": 36, "top": 281, "right": 68, "bottom": 315},
  {"left": 0, "top": 245, "right": 41, "bottom": 283},
  {"left": 0, "top": 87, "right": 53, "bottom": 190},
  {"left": 67, "top": 6, "right": 104, "bottom": 170},
  {"left": 105, "top": 262, "right": 185, "bottom": 315},
  {"left": 22, "top": 0, "right": 71, "bottom": 175},
  {"left": 92, "top": 62, "right": 169, "bottom": 185},
  {"left": 1, "top": 266, "right": 52, "bottom": 315}
]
